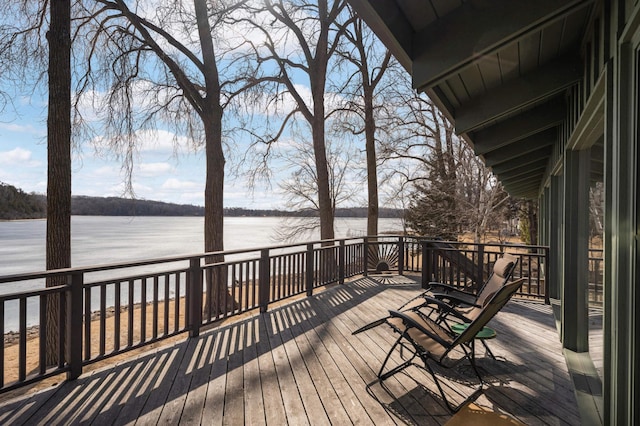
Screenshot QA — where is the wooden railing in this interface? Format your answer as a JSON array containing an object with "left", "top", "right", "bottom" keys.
[
  {"left": 420, "top": 240, "right": 550, "bottom": 304},
  {"left": 0, "top": 236, "right": 549, "bottom": 394},
  {"left": 589, "top": 248, "right": 604, "bottom": 306}
]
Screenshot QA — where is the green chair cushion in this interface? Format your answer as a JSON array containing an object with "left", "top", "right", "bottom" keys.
[{"left": 451, "top": 323, "right": 497, "bottom": 339}]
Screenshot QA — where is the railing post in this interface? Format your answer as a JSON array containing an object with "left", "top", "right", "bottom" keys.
[
  {"left": 339, "top": 240, "right": 345, "bottom": 284},
  {"left": 477, "top": 244, "right": 485, "bottom": 291},
  {"left": 421, "top": 242, "right": 431, "bottom": 289},
  {"left": 259, "top": 249, "right": 270, "bottom": 312},
  {"left": 66, "top": 272, "right": 83, "bottom": 380},
  {"left": 398, "top": 236, "right": 405, "bottom": 276},
  {"left": 363, "top": 237, "right": 369, "bottom": 276},
  {"left": 188, "top": 257, "right": 202, "bottom": 338},
  {"left": 306, "top": 243, "right": 314, "bottom": 296},
  {"left": 544, "top": 247, "right": 550, "bottom": 304}
]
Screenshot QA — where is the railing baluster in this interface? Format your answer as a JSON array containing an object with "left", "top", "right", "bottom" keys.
[
  {"left": 153, "top": 276, "right": 159, "bottom": 340},
  {"left": 39, "top": 294, "right": 47, "bottom": 375},
  {"left": 164, "top": 274, "right": 170, "bottom": 336},
  {"left": 140, "top": 278, "right": 147, "bottom": 344},
  {"left": 85, "top": 287, "right": 92, "bottom": 360},
  {"left": 114, "top": 281, "right": 121, "bottom": 352},
  {"left": 128, "top": 280, "right": 134, "bottom": 347},
  {"left": 100, "top": 284, "right": 106, "bottom": 356},
  {"left": 174, "top": 273, "right": 181, "bottom": 333},
  {"left": 19, "top": 297, "right": 26, "bottom": 382}
]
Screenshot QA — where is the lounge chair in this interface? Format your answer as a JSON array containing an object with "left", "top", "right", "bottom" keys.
[
  {"left": 400, "top": 253, "right": 518, "bottom": 315},
  {"left": 374, "top": 278, "right": 525, "bottom": 412},
  {"left": 352, "top": 254, "right": 518, "bottom": 335}
]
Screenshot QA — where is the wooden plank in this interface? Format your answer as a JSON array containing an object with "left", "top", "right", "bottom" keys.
[
  {"left": 281, "top": 303, "right": 352, "bottom": 424},
  {"left": 242, "top": 318, "right": 266, "bottom": 426},
  {"left": 177, "top": 333, "right": 217, "bottom": 425},
  {"left": 222, "top": 324, "right": 245, "bottom": 425},
  {"left": 255, "top": 314, "right": 287, "bottom": 425},
  {"left": 263, "top": 311, "right": 309, "bottom": 425},
  {"left": 131, "top": 345, "right": 184, "bottom": 424},
  {"left": 201, "top": 326, "right": 231, "bottom": 425}
]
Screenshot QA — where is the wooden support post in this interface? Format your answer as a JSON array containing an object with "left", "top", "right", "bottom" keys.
[
  {"left": 306, "top": 243, "right": 314, "bottom": 296},
  {"left": 259, "top": 249, "right": 270, "bottom": 313},
  {"left": 421, "top": 242, "right": 432, "bottom": 289},
  {"left": 398, "top": 237, "right": 405, "bottom": 276},
  {"left": 562, "top": 148, "right": 590, "bottom": 352},
  {"left": 188, "top": 258, "right": 202, "bottom": 338},
  {"left": 477, "top": 244, "right": 485, "bottom": 291},
  {"left": 338, "top": 240, "right": 345, "bottom": 284},
  {"left": 363, "top": 237, "right": 369, "bottom": 276},
  {"left": 66, "top": 272, "right": 83, "bottom": 380}
]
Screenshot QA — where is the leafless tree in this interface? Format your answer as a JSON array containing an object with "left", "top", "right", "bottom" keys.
[
  {"left": 233, "top": 0, "right": 348, "bottom": 243},
  {"left": 380, "top": 77, "right": 510, "bottom": 241},
  {"left": 274, "top": 131, "right": 361, "bottom": 241},
  {"left": 333, "top": 9, "right": 392, "bottom": 237},
  {"left": 77, "top": 0, "right": 257, "bottom": 261},
  {"left": 0, "top": 0, "right": 74, "bottom": 364}
]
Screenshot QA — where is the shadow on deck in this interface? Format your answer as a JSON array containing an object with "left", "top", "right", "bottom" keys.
[{"left": 0, "top": 275, "right": 580, "bottom": 425}]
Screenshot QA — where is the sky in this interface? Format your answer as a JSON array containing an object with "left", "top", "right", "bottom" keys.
[
  {"left": 0, "top": 103, "right": 279, "bottom": 209},
  {"left": 0, "top": 1, "right": 393, "bottom": 211},
  {"left": 0, "top": 3, "right": 316, "bottom": 210}
]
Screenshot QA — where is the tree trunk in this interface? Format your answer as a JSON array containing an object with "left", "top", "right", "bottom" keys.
[
  {"left": 195, "top": 0, "right": 230, "bottom": 315},
  {"left": 364, "top": 85, "right": 378, "bottom": 237},
  {"left": 46, "top": 0, "right": 72, "bottom": 366}
]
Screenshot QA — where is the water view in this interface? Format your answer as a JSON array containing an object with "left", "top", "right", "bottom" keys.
[
  {"left": 0, "top": 215, "right": 404, "bottom": 276},
  {"left": 0, "top": 216, "right": 403, "bottom": 330}
]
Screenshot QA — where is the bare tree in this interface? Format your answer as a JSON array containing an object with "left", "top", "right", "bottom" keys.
[
  {"left": 275, "top": 132, "right": 361, "bottom": 241},
  {"left": 236, "top": 0, "right": 347, "bottom": 242},
  {"left": 79, "top": 0, "right": 251, "bottom": 260},
  {"left": 0, "top": 1, "right": 73, "bottom": 364},
  {"left": 380, "top": 79, "right": 510, "bottom": 241},
  {"left": 45, "top": 0, "right": 72, "bottom": 366},
  {"left": 335, "top": 10, "right": 392, "bottom": 237}
]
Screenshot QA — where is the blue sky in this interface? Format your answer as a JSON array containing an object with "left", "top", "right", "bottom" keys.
[
  {"left": 0, "top": 101, "right": 279, "bottom": 208},
  {"left": 0, "top": 2, "right": 382, "bottom": 211}
]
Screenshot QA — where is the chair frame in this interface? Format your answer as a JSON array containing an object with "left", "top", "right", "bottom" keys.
[{"left": 376, "top": 278, "right": 525, "bottom": 412}]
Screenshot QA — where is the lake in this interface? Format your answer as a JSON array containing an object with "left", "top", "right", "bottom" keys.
[
  {"left": 0, "top": 216, "right": 403, "bottom": 330},
  {"left": 0, "top": 215, "right": 404, "bottom": 276}
]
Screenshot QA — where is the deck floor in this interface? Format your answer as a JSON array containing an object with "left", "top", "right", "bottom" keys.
[{"left": 0, "top": 275, "right": 581, "bottom": 425}]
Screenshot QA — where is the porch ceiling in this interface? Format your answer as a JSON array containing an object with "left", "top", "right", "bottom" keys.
[{"left": 348, "top": 0, "right": 596, "bottom": 199}]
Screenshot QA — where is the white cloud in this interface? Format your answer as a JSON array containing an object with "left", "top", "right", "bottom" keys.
[
  {"left": 0, "top": 123, "right": 45, "bottom": 136},
  {"left": 0, "top": 147, "right": 41, "bottom": 167},
  {"left": 138, "top": 162, "right": 173, "bottom": 176},
  {"left": 161, "top": 178, "right": 201, "bottom": 190}
]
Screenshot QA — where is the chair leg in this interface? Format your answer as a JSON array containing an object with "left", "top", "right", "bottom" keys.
[
  {"left": 421, "top": 358, "right": 483, "bottom": 413},
  {"left": 378, "top": 335, "right": 415, "bottom": 380}
]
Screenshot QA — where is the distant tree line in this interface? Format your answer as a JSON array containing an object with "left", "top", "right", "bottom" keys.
[
  {"left": 0, "top": 182, "right": 46, "bottom": 220},
  {"left": 0, "top": 183, "right": 402, "bottom": 219}
]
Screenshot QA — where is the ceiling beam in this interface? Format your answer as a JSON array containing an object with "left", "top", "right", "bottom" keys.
[
  {"left": 471, "top": 102, "right": 564, "bottom": 155},
  {"left": 506, "top": 184, "right": 539, "bottom": 194},
  {"left": 503, "top": 180, "right": 541, "bottom": 195},
  {"left": 495, "top": 160, "right": 549, "bottom": 179},
  {"left": 346, "top": 0, "right": 413, "bottom": 71},
  {"left": 498, "top": 168, "right": 547, "bottom": 185},
  {"left": 455, "top": 55, "right": 582, "bottom": 134},
  {"left": 483, "top": 129, "right": 556, "bottom": 167},
  {"left": 490, "top": 149, "right": 552, "bottom": 174},
  {"left": 412, "top": 0, "right": 594, "bottom": 90}
]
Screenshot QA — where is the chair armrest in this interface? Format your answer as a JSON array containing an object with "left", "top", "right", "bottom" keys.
[
  {"left": 418, "top": 296, "right": 471, "bottom": 322},
  {"left": 388, "top": 310, "right": 450, "bottom": 348},
  {"left": 431, "top": 291, "right": 478, "bottom": 307}
]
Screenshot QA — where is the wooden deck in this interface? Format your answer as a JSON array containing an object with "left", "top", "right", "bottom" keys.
[{"left": 0, "top": 275, "right": 581, "bottom": 425}]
